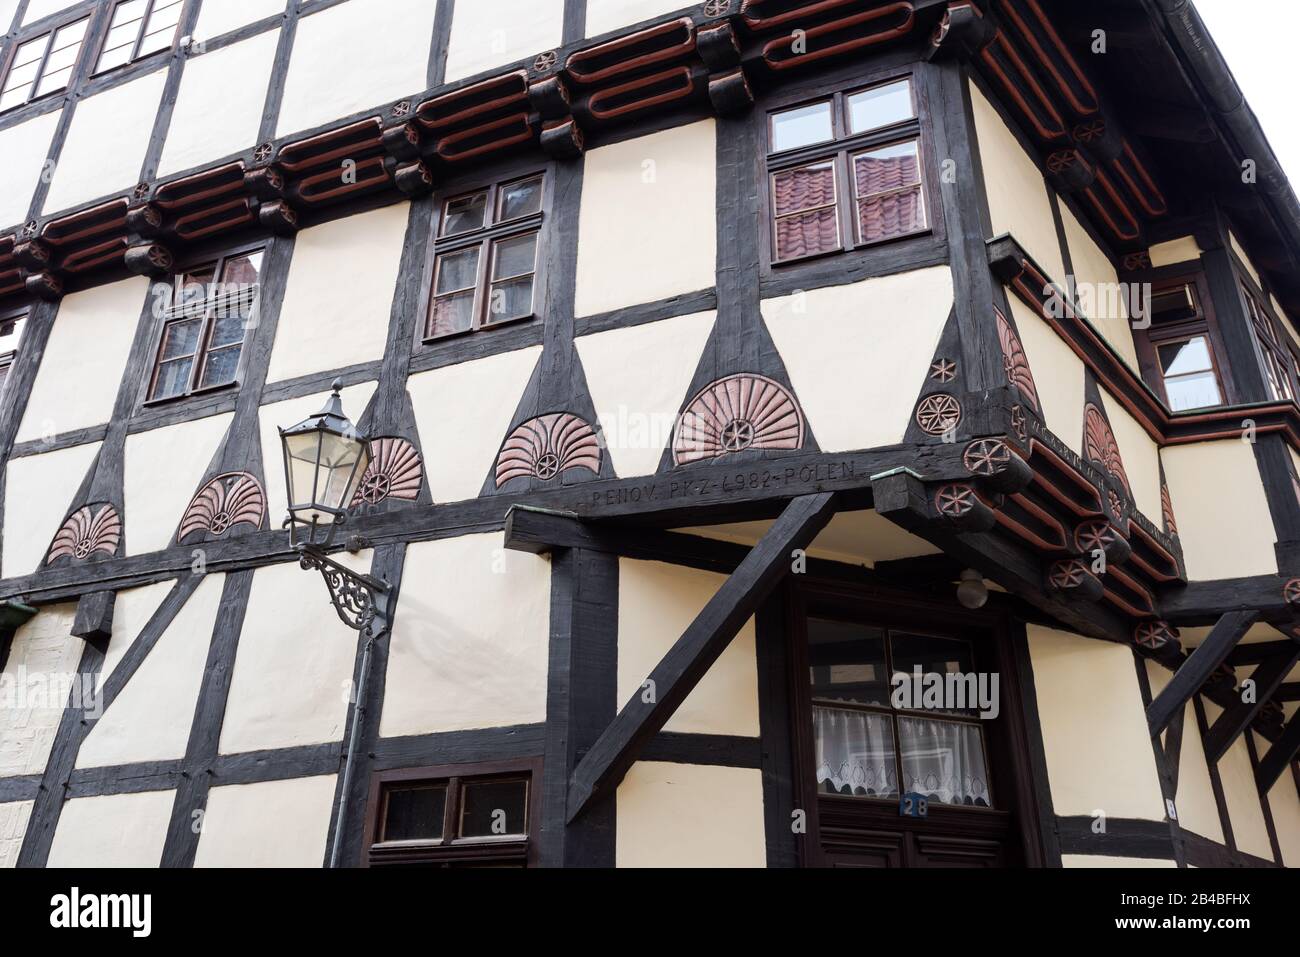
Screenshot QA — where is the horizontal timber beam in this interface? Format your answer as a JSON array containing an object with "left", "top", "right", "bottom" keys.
[
  {"left": 566, "top": 492, "right": 838, "bottom": 822},
  {"left": 1147, "top": 610, "right": 1260, "bottom": 736}
]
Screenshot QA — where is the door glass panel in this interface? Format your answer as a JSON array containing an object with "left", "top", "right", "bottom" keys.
[
  {"left": 808, "top": 618, "right": 888, "bottom": 706},
  {"left": 897, "top": 717, "right": 992, "bottom": 807},
  {"left": 813, "top": 705, "right": 897, "bottom": 798},
  {"left": 890, "top": 632, "right": 978, "bottom": 716}
]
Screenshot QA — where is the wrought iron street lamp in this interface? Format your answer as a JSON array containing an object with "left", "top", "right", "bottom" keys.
[{"left": 279, "top": 380, "right": 390, "bottom": 866}]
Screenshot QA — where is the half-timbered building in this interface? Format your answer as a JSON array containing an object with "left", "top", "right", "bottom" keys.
[{"left": 0, "top": 0, "right": 1298, "bottom": 868}]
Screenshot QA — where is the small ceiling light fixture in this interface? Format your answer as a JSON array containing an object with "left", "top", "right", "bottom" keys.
[{"left": 956, "top": 568, "right": 989, "bottom": 610}]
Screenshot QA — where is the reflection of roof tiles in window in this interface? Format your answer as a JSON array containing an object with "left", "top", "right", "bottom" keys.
[
  {"left": 775, "top": 207, "right": 838, "bottom": 260},
  {"left": 773, "top": 165, "right": 834, "bottom": 216},
  {"left": 854, "top": 154, "right": 918, "bottom": 197},
  {"left": 857, "top": 189, "right": 921, "bottom": 242}
]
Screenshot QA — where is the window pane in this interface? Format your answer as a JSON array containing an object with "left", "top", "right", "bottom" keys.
[
  {"left": 492, "top": 233, "right": 536, "bottom": 280},
  {"left": 151, "top": 357, "right": 193, "bottom": 399},
  {"left": 890, "top": 632, "right": 978, "bottom": 716},
  {"left": 771, "top": 100, "right": 833, "bottom": 153},
  {"left": 486, "top": 276, "right": 533, "bottom": 324},
  {"left": 773, "top": 162, "right": 835, "bottom": 217},
  {"left": 434, "top": 247, "right": 479, "bottom": 294},
  {"left": 441, "top": 190, "right": 488, "bottom": 237},
  {"left": 176, "top": 267, "right": 216, "bottom": 314},
  {"left": 221, "top": 251, "right": 263, "bottom": 286},
  {"left": 1150, "top": 283, "right": 1198, "bottom": 325},
  {"left": 1165, "top": 371, "right": 1222, "bottom": 412},
  {"left": 848, "top": 79, "right": 914, "bottom": 134},
  {"left": 1158, "top": 337, "right": 1213, "bottom": 377},
  {"left": 460, "top": 779, "right": 528, "bottom": 838},
  {"left": 854, "top": 141, "right": 921, "bottom": 198},
  {"left": 110, "top": 0, "right": 148, "bottom": 28},
  {"left": 138, "top": 26, "right": 175, "bottom": 57},
  {"left": 430, "top": 291, "right": 476, "bottom": 337},
  {"left": 808, "top": 618, "right": 888, "bottom": 707},
  {"left": 382, "top": 785, "right": 447, "bottom": 842},
  {"left": 96, "top": 40, "right": 134, "bottom": 73},
  {"left": 857, "top": 189, "right": 924, "bottom": 243},
  {"left": 160, "top": 319, "right": 202, "bottom": 359},
  {"left": 498, "top": 177, "right": 543, "bottom": 222},
  {"left": 897, "top": 717, "right": 991, "bottom": 808},
  {"left": 34, "top": 65, "right": 74, "bottom": 97},
  {"left": 855, "top": 141, "right": 925, "bottom": 241},
  {"left": 198, "top": 344, "right": 241, "bottom": 389},
  {"left": 814, "top": 705, "right": 897, "bottom": 798},
  {"left": 774, "top": 208, "right": 839, "bottom": 262},
  {"left": 208, "top": 313, "right": 246, "bottom": 349}
]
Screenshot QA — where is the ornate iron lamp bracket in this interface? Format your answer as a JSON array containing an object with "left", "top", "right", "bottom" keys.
[{"left": 297, "top": 545, "right": 391, "bottom": 638}]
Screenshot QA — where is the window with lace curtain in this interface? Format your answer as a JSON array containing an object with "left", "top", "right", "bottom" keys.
[
  {"left": 807, "top": 618, "right": 993, "bottom": 808},
  {"left": 766, "top": 76, "right": 929, "bottom": 265}
]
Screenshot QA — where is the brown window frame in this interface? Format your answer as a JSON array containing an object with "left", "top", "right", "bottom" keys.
[
  {"left": 424, "top": 172, "right": 546, "bottom": 342},
  {"left": 763, "top": 71, "right": 933, "bottom": 269},
  {"left": 785, "top": 577, "right": 1045, "bottom": 868},
  {"left": 1132, "top": 272, "right": 1235, "bottom": 411},
  {"left": 143, "top": 242, "right": 265, "bottom": 406},
  {"left": 363, "top": 758, "right": 542, "bottom": 868},
  {"left": 1242, "top": 284, "right": 1298, "bottom": 404},
  {"left": 93, "top": 0, "right": 186, "bottom": 76},
  {"left": 0, "top": 14, "right": 92, "bottom": 113}
]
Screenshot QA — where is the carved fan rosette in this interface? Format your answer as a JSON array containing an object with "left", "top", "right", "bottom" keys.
[
  {"left": 177, "top": 472, "right": 266, "bottom": 542},
  {"left": 47, "top": 504, "right": 121, "bottom": 564},
  {"left": 1083, "top": 404, "right": 1131, "bottom": 499},
  {"left": 496, "top": 413, "right": 602, "bottom": 488},
  {"left": 995, "top": 309, "right": 1040, "bottom": 413},
  {"left": 672, "top": 374, "right": 804, "bottom": 466},
  {"left": 352, "top": 438, "right": 423, "bottom": 506}
]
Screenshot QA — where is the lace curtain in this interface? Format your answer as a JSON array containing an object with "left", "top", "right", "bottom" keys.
[{"left": 814, "top": 706, "right": 991, "bottom": 807}]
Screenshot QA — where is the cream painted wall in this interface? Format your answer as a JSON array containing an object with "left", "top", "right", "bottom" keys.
[
  {"left": 1229, "top": 231, "right": 1261, "bottom": 289},
  {"left": 575, "top": 120, "right": 717, "bottom": 316},
  {"left": 276, "top": 0, "right": 437, "bottom": 136},
  {"left": 764, "top": 268, "right": 953, "bottom": 453},
  {"left": 158, "top": 29, "right": 280, "bottom": 177},
  {"left": 123, "top": 413, "right": 233, "bottom": 556},
  {"left": 194, "top": 774, "right": 336, "bottom": 867},
  {"left": 0, "top": 801, "right": 32, "bottom": 868},
  {"left": 1162, "top": 441, "right": 1277, "bottom": 580},
  {"left": 194, "top": 0, "right": 286, "bottom": 41},
  {"left": 0, "top": 109, "right": 60, "bottom": 230},
  {"left": 380, "top": 534, "right": 551, "bottom": 738},
  {"left": 1062, "top": 855, "right": 1176, "bottom": 868},
  {"left": 616, "top": 762, "right": 765, "bottom": 867},
  {"left": 1009, "top": 296, "right": 1085, "bottom": 454},
  {"left": 618, "top": 559, "right": 758, "bottom": 736},
  {"left": 96, "top": 580, "right": 174, "bottom": 694},
  {"left": 1268, "top": 771, "right": 1300, "bottom": 868},
  {"left": 266, "top": 204, "right": 407, "bottom": 384},
  {"left": 1172, "top": 700, "right": 1225, "bottom": 843},
  {"left": 43, "top": 71, "right": 167, "bottom": 214},
  {"left": 257, "top": 381, "right": 377, "bottom": 522},
  {"left": 46, "top": 790, "right": 175, "bottom": 867},
  {"left": 218, "top": 558, "right": 367, "bottom": 754},
  {"left": 1210, "top": 719, "right": 1273, "bottom": 860},
  {"left": 967, "top": 82, "right": 1065, "bottom": 283},
  {"left": 576, "top": 311, "right": 714, "bottom": 477},
  {"left": 1149, "top": 236, "right": 1202, "bottom": 269},
  {"left": 1060, "top": 204, "right": 1139, "bottom": 370},
  {"left": 76, "top": 573, "right": 226, "bottom": 769},
  {"left": 407, "top": 345, "right": 541, "bottom": 501},
  {"left": 18, "top": 276, "right": 148, "bottom": 443},
  {"left": 586, "top": 0, "right": 687, "bottom": 36},
  {"left": 576, "top": 316, "right": 710, "bottom": 476},
  {"left": 1100, "top": 390, "right": 1161, "bottom": 520},
  {"left": 0, "top": 603, "right": 78, "bottom": 777},
  {"left": 444, "top": 0, "right": 564, "bottom": 83},
  {"left": 1028, "top": 625, "right": 1166, "bottom": 820},
  {"left": 680, "top": 508, "right": 940, "bottom": 566},
  {"left": 2, "top": 441, "right": 99, "bottom": 579}
]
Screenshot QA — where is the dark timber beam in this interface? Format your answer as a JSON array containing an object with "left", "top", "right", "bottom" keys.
[
  {"left": 1203, "top": 644, "right": 1300, "bottom": 763},
  {"left": 566, "top": 492, "right": 838, "bottom": 822},
  {"left": 1227, "top": 639, "right": 1300, "bottom": 667},
  {"left": 71, "top": 590, "right": 115, "bottom": 650},
  {"left": 1277, "top": 682, "right": 1300, "bottom": 702},
  {"left": 1147, "top": 611, "right": 1260, "bottom": 736},
  {"left": 1159, "top": 577, "right": 1293, "bottom": 626},
  {"left": 1256, "top": 715, "right": 1300, "bottom": 794}
]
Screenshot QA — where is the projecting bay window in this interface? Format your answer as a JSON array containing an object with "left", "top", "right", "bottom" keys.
[
  {"left": 1243, "top": 287, "right": 1298, "bottom": 403},
  {"left": 365, "top": 760, "right": 540, "bottom": 867},
  {"left": 95, "top": 0, "right": 186, "bottom": 74},
  {"left": 767, "top": 76, "right": 929, "bottom": 265},
  {"left": 427, "top": 174, "right": 544, "bottom": 340},
  {"left": 0, "top": 17, "right": 90, "bottom": 112},
  {"left": 1133, "top": 276, "right": 1230, "bottom": 412},
  {"left": 146, "top": 247, "right": 263, "bottom": 403}
]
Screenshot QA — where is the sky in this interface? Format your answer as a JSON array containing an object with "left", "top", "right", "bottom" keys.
[{"left": 1193, "top": 0, "right": 1300, "bottom": 186}]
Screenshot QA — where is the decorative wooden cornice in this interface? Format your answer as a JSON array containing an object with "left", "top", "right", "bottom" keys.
[
  {"left": 0, "top": 0, "right": 946, "bottom": 307},
  {"left": 989, "top": 234, "right": 1300, "bottom": 451}
]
